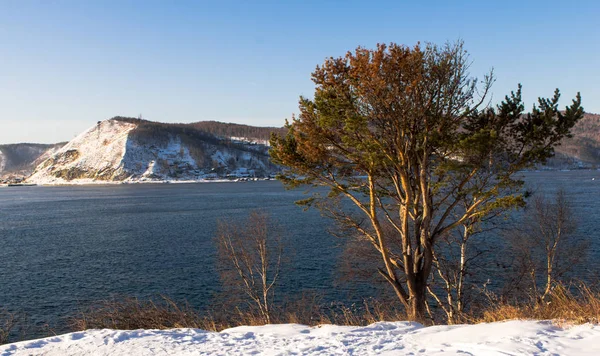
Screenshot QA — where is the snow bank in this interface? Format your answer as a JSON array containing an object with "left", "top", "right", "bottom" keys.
[{"left": 1, "top": 320, "right": 599, "bottom": 355}]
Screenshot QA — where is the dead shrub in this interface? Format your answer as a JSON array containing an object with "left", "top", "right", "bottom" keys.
[
  {"left": 0, "top": 309, "right": 17, "bottom": 345},
  {"left": 70, "top": 296, "right": 204, "bottom": 331},
  {"left": 0, "top": 309, "right": 32, "bottom": 345}
]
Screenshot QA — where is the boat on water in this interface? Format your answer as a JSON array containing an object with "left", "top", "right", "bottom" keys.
[{"left": 7, "top": 183, "right": 37, "bottom": 187}]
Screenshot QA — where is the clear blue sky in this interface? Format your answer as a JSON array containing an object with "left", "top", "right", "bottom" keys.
[{"left": 1, "top": 0, "right": 598, "bottom": 143}]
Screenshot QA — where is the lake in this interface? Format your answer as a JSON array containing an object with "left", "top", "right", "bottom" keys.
[{"left": 1, "top": 171, "right": 600, "bottom": 337}]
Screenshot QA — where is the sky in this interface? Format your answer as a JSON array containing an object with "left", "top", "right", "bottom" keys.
[{"left": 0, "top": 0, "right": 598, "bottom": 144}]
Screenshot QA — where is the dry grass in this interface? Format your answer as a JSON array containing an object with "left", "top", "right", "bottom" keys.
[
  {"left": 0, "top": 309, "right": 33, "bottom": 345},
  {"left": 71, "top": 296, "right": 407, "bottom": 332},
  {"left": 70, "top": 283, "right": 600, "bottom": 334},
  {"left": 284, "top": 298, "right": 407, "bottom": 327},
  {"left": 479, "top": 283, "right": 600, "bottom": 325},
  {"left": 71, "top": 296, "right": 205, "bottom": 331}
]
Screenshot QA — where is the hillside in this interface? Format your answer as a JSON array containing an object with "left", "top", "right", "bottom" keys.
[
  {"left": 189, "top": 120, "right": 287, "bottom": 145},
  {"left": 552, "top": 113, "right": 600, "bottom": 166},
  {"left": 113, "top": 117, "right": 286, "bottom": 144},
  {"left": 0, "top": 143, "right": 65, "bottom": 182},
  {"left": 26, "top": 117, "right": 283, "bottom": 184}
]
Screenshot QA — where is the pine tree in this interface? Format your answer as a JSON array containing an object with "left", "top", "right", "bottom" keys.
[{"left": 270, "top": 41, "right": 583, "bottom": 322}]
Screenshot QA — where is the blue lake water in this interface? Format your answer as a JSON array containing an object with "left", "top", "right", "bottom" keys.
[{"left": 1, "top": 171, "right": 600, "bottom": 336}]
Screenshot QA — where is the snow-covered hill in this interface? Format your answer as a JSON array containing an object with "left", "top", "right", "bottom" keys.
[
  {"left": 26, "top": 118, "right": 278, "bottom": 185},
  {"left": 1, "top": 321, "right": 599, "bottom": 355}
]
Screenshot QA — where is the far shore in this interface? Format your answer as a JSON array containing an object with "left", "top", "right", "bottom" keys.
[
  {"left": 2, "top": 168, "right": 600, "bottom": 188},
  {"left": 0, "top": 177, "right": 277, "bottom": 187}
]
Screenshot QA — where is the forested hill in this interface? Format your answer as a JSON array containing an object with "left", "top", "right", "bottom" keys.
[
  {"left": 112, "top": 117, "right": 286, "bottom": 144},
  {"left": 570, "top": 113, "right": 600, "bottom": 139},
  {"left": 0, "top": 143, "right": 65, "bottom": 178},
  {"left": 189, "top": 121, "right": 287, "bottom": 143},
  {"left": 553, "top": 113, "right": 600, "bottom": 166}
]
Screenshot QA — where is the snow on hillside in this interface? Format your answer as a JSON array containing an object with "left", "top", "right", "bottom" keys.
[
  {"left": 230, "top": 136, "right": 270, "bottom": 146},
  {"left": 121, "top": 136, "right": 198, "bottom": 180},
  {"left": 31, "top": 144, "right": 64, "bottom": 167},
  {"left": 1, "top": 321, "right": 599, "bottom": 355},
  {"left": 27, "top": 120, "right": 137, "bottom": 184},
  {"left": 25, "top": 118, "right": 276, "bottom": 185}
]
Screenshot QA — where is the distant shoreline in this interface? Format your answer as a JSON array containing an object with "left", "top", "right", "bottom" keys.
[
  {"left": 0, "top": 178, "right": 277, "bottom": 187},
  {"left": 3, "top": 168, "right": 600, "bottom": 188}
]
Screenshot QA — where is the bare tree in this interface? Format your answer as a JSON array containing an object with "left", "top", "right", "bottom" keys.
[
  {"left": 427, "top": 189, "right": 513, "bottom": 323},
  {"left": 216, "top": 210, "right": 283, "bottom": 324},
  {"left": 428, "top": 220, "right": 480, "bottom": 323},
  {"left": 507, "top": 188, "right": 587, "bottom": 302}
]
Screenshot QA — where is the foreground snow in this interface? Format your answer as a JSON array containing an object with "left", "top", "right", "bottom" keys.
[{"left": 1, "top": 321, "right": 599, "bottom": 355}]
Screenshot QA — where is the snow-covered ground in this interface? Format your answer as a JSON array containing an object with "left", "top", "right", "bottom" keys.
[{"left": 1, "top": 321, "right": 599, "bottom": 355}]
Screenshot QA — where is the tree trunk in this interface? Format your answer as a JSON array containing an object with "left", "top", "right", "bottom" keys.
[{"left": 409, "top": 284, "right": 427, "bottom": 323}]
